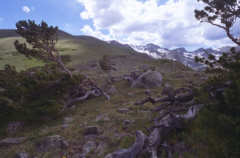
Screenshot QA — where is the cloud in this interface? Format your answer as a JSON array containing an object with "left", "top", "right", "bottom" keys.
[
  {"left": 22, "top": 6, "right": 31, "bottom": 13},
  {"left": 77, "top": 0, "right": 235, "bottom": 49},
  {"left": 81, "top": 25, "right": 112, "bottom": 41}
]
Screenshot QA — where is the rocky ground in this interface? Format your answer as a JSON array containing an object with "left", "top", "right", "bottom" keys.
[
  {"left": 0, "top": 36, "right": 208, "bottom": 158},
  {"left": 0, "top": 54, "right": 207, "bottom": 158}
]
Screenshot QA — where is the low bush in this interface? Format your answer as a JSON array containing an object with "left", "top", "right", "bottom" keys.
[{"left": 0, "top": 64, "right": 85, "bottom": 125}]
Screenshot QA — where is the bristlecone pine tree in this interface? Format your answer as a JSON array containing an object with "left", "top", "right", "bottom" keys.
[
  {"left": 14, "top": 20, "right": 72, "bottom": 77},
  {"left": 194, "top": 0, "right": 240, "bottom": 156},
  {"left": 195, "top": 0, "right": 240, "bottom": 45}
]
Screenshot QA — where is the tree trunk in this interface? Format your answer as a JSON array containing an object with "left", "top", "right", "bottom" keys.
[{"left": 57, "top": 57, "right": 73, "bottom": 78}]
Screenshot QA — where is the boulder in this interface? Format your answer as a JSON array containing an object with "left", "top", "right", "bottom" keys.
[
  {"left": 35, "top": 135, "right": 68, "bottom": 152},
  {"left": 96, "top": 114, "right": 110, "bottom": 122},
  {"left": 131, "top": 71, "right": 163, "bottom": 88},
  {"left": 0, "top": 137, "right": 27, "bottom": 146},
  {"left": 14, "top": 152, "right": 28, "bottom": 158},
  {"left": 84, "top": 126, "right": 100, "bottom": 135},
  {"left": 63, "top": 117, "right": 74, "bottom": 124},
  {"left": 117, "top": 108, "right": 130, "bottom": 114}
]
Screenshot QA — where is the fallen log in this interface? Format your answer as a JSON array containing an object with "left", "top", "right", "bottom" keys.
[
  {"left": 134, "top": 96, "right": 171, "bottom": 106},
  {"left": 65, "top": 90, "right": 99, "bottom": 108}
]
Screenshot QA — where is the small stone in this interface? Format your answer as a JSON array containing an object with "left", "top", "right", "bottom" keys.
[
  {"left": 6, "top": 121, "right": 24, "bottom": 135},
  {"left": 0, "top": 87, "right": 6, "bottom": 93},
  {"left": 14, "top": 152, "right": 28, "bottom": 158},
  {"left": 96, "top": 114, "right": 110, "bottom": 122},
  {"left": 96, "top": 142, "right": 107, "bottom": 156},
  {"left": 0, "top": 137, "right": 27, "bottom": 146},
  {"left": 123, "top": 120, "right": 134, "bottom": 126},
  {"left": 127, "top": 92, "right": 134, "bottom": 96},
  {"left": 84, "top": 126, "right": 99, "bottom": 135},
  {"left": 117, "top": 108, "right": 129, "bottom": 114},
  {"left": 63, "top": 117, "right": 74, "bottom": 124},
  {"left": 122, "top": 120, "right": 135, "bottom": 129},
  {"left": 107, "top": 85, "right": 118, "bottom": 95},
  {"left": 35, "top": 135, "right": 68, "bottom": 152},
  {"left": 61, "top": 124, "right": 69, "bottom": 129},
  {"left": 145, "top": 89, "right": 151, "bottom": 96},
  {"left": 82, "top": 141, "right": 97, "bottom": 155}
]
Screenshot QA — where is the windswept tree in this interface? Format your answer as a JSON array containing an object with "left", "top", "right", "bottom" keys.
[
  {"left": 195, "top": 0, "right": 240, "bottom": 45},
  {"left": 194, "top": 1, "right": 240, "bottom": 156},
  {"left": 14, "top": 20, "right": 72, "bottom": 77}
]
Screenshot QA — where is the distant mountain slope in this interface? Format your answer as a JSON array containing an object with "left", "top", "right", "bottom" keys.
[
  {"left": 0, "top": 29, "right": 73, "bottom": 39},
  {"left": 0, "top": 29, "right": 19, "bottom": 38},
  {"left": 130, "top": 43, "right": 225, "bottom": 70}
]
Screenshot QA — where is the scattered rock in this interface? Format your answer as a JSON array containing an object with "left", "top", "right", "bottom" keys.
[
  {"left": 84, "top": 126, "right": 99, "bottom": 135},
  {"left": 14, "top": 152, "right": 28, "bottom": 158},
  {"left": 82, "top": 141, "right": 97, "bottom": 155},
  {"left": 0, "top": 87, "right": 6, "bottom": 93},
  {"left": 127, "top": 92, "right": 134, "bottom": 96},
  {"left": 117, "top": 108, "right": 130, "bottom": 114},
  {"left": 122, "top": 120, "right": 135, "bottom": 129},
  {"left": 96, "top": 142, "right": 107, "bottom": 156},
  {"left": 6, "top": 121, "right": 24, "bottom": 135},
  {"left": 110, "top": 76, "right": 123, "bottom": 82},
  {"left": 61, "top": 124, "right": 70, "bottom": 129},
  {"left": 131, "top": 70, "right": 163, "bottom": 88},
  {"left": 96, "top": 114, "right": 110, "bottom": 122},
  {"left": 107, "top": 85, "right": 118, "bottom": 95},
  {"left": 145, "top": 89, "right": 151, "bottom": 96},
  {"left": 63, "top": 117, "right": 74, "bottom": 124},
  {"left": 161, "top": 84, "right": 175, "bottom": 101},
  {"left": 35, "top": 135, "right": 68, "bottom": 152},
  {"left": 0, "top": 137, "right": 27, "bottom": 146}
]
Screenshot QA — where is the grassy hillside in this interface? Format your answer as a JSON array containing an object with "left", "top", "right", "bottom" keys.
[
  {"left": 0, "top": 32, "right": 208, "bottom": 158},
  {"left": 0, "top": 29, "right": 73, "bottom": 39},
  {"left": 0, "top": 35, "right": 146, "bottom": 71}
]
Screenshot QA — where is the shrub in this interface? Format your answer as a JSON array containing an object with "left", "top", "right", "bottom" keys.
[{"left": 0, "top": 64, "right": 85, "bottom": 125}]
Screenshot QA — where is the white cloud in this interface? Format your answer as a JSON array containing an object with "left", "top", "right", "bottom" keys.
[
  {"left": 77, "top": 0, "right": 235, "bottom": 50},
  {"left": 22, "top": 6, "right": 31, "bottom": 13},
  {"left": 81, "top": 25, "right": 112, "bottom": 41}
]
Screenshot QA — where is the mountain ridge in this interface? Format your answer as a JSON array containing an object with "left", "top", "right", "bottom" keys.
[{"left": 0, "top": 29, "right": 234, "bottom": 70}]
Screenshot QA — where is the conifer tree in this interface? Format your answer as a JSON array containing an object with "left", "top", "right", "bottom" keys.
[{"left": 14, "top": 20, "right": 72, "bottom": 77}]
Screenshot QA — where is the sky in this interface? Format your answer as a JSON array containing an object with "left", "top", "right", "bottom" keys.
[{"left": 0, "top": 0, "right": 236, "bottom": 50}]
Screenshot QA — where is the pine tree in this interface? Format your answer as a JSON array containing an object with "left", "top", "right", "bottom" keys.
[
  {"left": 14, "top": 20, "right": 72, "bottom": 77},
  {"left": 195, "top": 0, "right": 240, "bottom": 45}
]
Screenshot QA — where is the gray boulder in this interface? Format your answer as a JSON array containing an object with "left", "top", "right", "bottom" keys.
[
  {"left": 131, "top": 71, "right": 163, "bottom": 88},
  {"left": 14, "top": 152, "right": 28, "bottom": 158},
  {"left": 0, "top": 137, "right": 27, "bottom": 146},
  {"left": 84, "top": 126, "right": 100, "bottom": 135}
]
